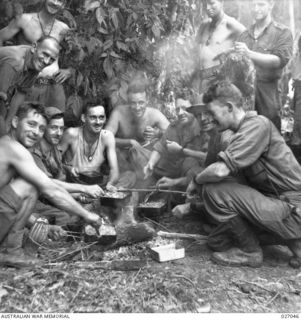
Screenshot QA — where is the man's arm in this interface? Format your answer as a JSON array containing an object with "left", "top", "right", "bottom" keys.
[
  {"left": 0, "top": 16, "right": 23, "bottom": 46},
  {"left": 10, "top": 141, "right": 99, "bottom": 223},
  {"left": 143, "top": 150, "right": 161, "bottom": 179},
  {"left": 59, "top": 127, "right": 75, "bottom": 155},
  {"left": 166, "top": 140, "right": 207, "bottom": 163},
  {"left": 105, "top": 108, "right": 141, "bottom": 148},
  {"left": 229, "top": 17, "right": 246, "bottom": 39},
  {"left": 53, "top": 179, "right": 103, "bottom": 198},
  {"left": 103, "top": 130, "right": 119, "bottom": 186},
  {"left": 194, "top": 161, "right": 231, "bottom": 184},
  {"left": 153, "top": 109, "right": 170, "bottom": 134},
  {"left": 236, "top": 27, "right": 293, "bottom": 69},
  {"left": 235, "top": 42, "right": 282, "bottom": 69}
]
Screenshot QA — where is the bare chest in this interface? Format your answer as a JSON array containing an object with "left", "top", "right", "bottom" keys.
[
  {"left": 21, "top": 17, "right": 65, "bottom": 43},
  {"left": 118, "top": 115, "right": 155, "bottom": 140},
  {"left": 200, "top": 23, "right": 235, "bottom": 48}
]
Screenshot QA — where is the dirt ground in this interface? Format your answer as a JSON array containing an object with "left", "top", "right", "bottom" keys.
[{"left": 0, "top": 212, "right": 300, "bottom": 313}]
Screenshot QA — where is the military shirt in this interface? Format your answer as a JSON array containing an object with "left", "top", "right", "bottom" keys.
[
  {"left": 238, "top": 20, "right": 293, "bottom": 82},
  {"left": 0, "top": 45, "right": 38, "bottom": 97},
  {"left": 218, "top": 112, "right": 301, "bottom": 195}
]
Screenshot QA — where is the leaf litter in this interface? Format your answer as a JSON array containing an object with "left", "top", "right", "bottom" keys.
[{"left": 0, "top": 213, "right": 300, "bottom": 313}]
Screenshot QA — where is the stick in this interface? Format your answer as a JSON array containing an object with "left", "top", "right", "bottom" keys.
[
  {"left": 157, "top": 231, "right": 208, "bottom": 241},
  {"left": 118, "top": 188, "right": 187, "bottom": 195}
]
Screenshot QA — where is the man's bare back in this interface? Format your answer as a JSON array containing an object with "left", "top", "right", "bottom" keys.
[{"left": 0, "top": 136, "right": 22, "bottom": 188}]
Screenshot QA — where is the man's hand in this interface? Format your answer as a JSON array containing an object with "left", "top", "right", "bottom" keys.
[
  {"left": 70, "top": 167, "right": 80, "bottom": 178},
  {"left": 166, "top": 140, "right": 182, "bottom": 154},
  {"left": 85, "top": 212, "right": 102, "bottom": 226},
  {"left": 143, "top": 162, "right": 154, "bottom": 179},
  {"left": 84, "top": 185, "right": 104, "bottom": 198},
  {"left": 234, "top": 42, "right": 251, "bottom": 57},
  {"left": 53, "top": 69, "right": 73, "bottom": 84},
  {"left": 156, "top": 177, "right": 175, "bottom": 189},
  {"left": 48, "top": 225, "right": 67, "bottom": 241},
  {"left": 143, "top": 126, "right": 157, "bottom": 141},
  {"left": 0, "top": 92, "right": 8, "bottom": 101},
  {"left": 172, "top": 203, "right": 191, "bottom": 219},
  {"left": 130, "top": 139, "right": 142, "bottom": 150},
  {"left": 186, "top": 179, "right": 198, "bottom": 201},
  {"left": 106, "top": 182, "right": 117, "bottom": 193}
]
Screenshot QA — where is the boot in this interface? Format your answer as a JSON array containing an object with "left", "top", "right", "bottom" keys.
[
  {"left": 211, "top": 216, "right": 263, "bottom": 268},
  {"left": 211, "top": 247, "right": 263, "bottom": 267},
  {"left": 288, "top": 239, "right": 301, "bottom": 269},
  {"left": 0, "top": 229, "right": 41, "bottom": 268}
]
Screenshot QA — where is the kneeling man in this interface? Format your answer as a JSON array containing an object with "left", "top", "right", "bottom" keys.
[
  {"left": 0, "top": 102, "right": 101, "bottom": 268},
  {"left": 187, "top": 81, "right": 301, "bottom": 268}
]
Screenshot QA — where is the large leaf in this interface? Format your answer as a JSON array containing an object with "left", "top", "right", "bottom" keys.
[
  {"left": 97, "top": 26, "right": 109, "bottom": 34},
  {"left": 62, "top": 9, "right": 77, "bottom": 29},
  {"left": 84, "top": 0, "right": 100, "bottom": 12},
  {"left": 110, "top": 51, "right": 122, "bottom": 59},
  {"left": 110, "top": 10, "right": 119, "bottom": 29},
  {"left": 103, "top": 58, "right": 114, "bottom": 78},
  {"left": 96, "top": 7, "right": 107, "bottom": 27},
  {"left": 116, "top": 41, "right": 130, "bottom": 53},
  {"left": 76, "top": 71, "right": 84, "bottom": 88}
]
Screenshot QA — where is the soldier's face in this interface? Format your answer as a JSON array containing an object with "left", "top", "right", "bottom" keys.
[
  {"left": 195, "top": 110, "right": 216, "bottom": 132},
  {"left": 15, "top": 110, "right": 47, "bottom": 148},
  {"left": 206, "top": 0, "right": 223, "bottom": 18},
  {"left": 175, "top": 98, "right": 194, "bottom": 126},
  {"left": 45, "top": 118, "right": 64, "bottom": 145},
  {"left": 252, "top": 0, "right": 273, "bottom": 22},
  {"left": 207, "top": 101, "right": 232, "bottom": 132},
  {"left": 83, "top": 106, "right": 106, "bottom": 134},
  {"left": 32, "top": 39, "right": 59, "bottom": 72},
  {"left": 45, "top": 0, "right": 66, "bottom": 15},
  {"left": 128, "top": 92, "right": 147, "bottom": 119}
]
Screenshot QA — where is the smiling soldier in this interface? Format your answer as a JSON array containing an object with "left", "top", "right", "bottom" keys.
[
  {"left": 0, "top": 0, "right": 73, "bottom": 128},
  {"left": 0, "top": 36, "right": 60, "bottom": 136},
  {"left": 60, "top": 104, "right": 136, "bottom": 191},
  {"left": 105, "top": 79, "right": 170, "bottom": 180},
  {"left": 187, "top": 81, "right": 301, "bottom": 268},
  {"left": 0, "top": 102, "right": 102, "bottom": 268}
]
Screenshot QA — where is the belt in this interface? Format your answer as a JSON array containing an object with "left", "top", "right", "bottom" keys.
[{"left": 34, "top": 78, "right": 56, "bottom": 86}]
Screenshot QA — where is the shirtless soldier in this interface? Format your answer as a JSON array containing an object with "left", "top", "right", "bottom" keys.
[
  {"left": 0, "top": 102, "right": 101, "bottom": 268},
  {"left": 0, "top": 0, "right": 73, "bottom": 128},
  {"left": 105, "top": 79, "right": 170, "bottom": 179},
  {"left": 191, "top": 0, "right": 246, "bottom": 94}
]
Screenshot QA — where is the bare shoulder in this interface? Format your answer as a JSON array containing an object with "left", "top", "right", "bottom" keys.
[
  {"left": 14, "top": 13, "right": 34, "bottom": 27},
  {"left": 55, "top": 19, "right": 70, "bottom": 33},
  {"left": 0, "top": 136, "right": 30, "bottom": 160},
  {"left": 101, "top": 129, "right": 115, "bottom": 144},
  {"left": 147, "top": 107, "right": 166, "bottom": 119},
  {"left": 226, "top": 15, "right": 246, "bottom": 33},
  {"left": 63, "top": 127, "right": 79, "bottom": 140}
]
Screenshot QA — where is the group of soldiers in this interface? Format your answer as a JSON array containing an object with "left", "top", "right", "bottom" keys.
[{"left": 0, "top": 0, "right": 301, "bottom": 270}]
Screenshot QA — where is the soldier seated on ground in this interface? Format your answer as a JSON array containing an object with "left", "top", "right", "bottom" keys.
[
  {"left": 171, "top": 93, "right": 232, "bottom": 217},
  {"left": 105, "top": 78, "right": 170, "bottom": 181},
  {"left": 187, "top": 80, "right": 301, "bottom": 268},
  {"left": 143, "top": 94, "right": 205, "bottom": 192},
  {"left": 59, "top": 103, "right": 136, "bottom": 191},
  {"left": 31, "top": 107, "right": 103, "bottom": 227},
  {"left": 0, "top": 102, "right": 101, "bottom": 268}
]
